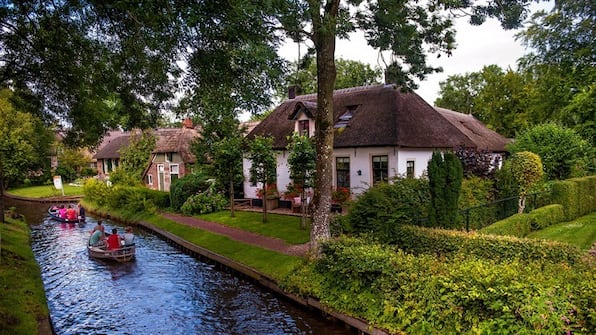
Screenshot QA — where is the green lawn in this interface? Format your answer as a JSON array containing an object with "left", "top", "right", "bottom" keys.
[
  {"left": 197, "top": 211, "right": 310, "bottom": 244},
  {"left": 6, "top": 184, "right": 84, "bottom": 198},
  {"left": 527, "top": 212, "right": 596, "bottom": 250},
  {"left": 0, "top": 218, "right": 49, "bottom": 335}
]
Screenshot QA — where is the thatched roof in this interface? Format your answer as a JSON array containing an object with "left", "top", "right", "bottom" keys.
[
  {"left": 93, "top": 127, "right": 199, "bottom": 163},
  {"left": 247, "top": 84, "right": 509, "bottom": 152}
]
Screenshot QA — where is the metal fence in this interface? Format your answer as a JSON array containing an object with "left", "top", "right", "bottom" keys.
[{"left": 459, "top": 191, "right": 552, "bottom": 231}]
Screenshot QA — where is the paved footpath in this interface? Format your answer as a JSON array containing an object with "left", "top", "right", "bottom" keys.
[{"left": 160, "top": 212, "right": 309, "bottom": 257}]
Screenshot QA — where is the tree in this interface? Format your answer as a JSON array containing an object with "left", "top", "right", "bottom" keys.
[
  {"left": 110, "top": 130, "right": 156, "bottom": 186},
  {"left": 507, "top": 123, "right": 592, "bottom": 180},
  {"left": 509, "top": 151, "right": 543, "bottom": 213},
  {"left": 281, "top": 58, "right": 382, "bottom": 97},
  {"left": 0, "top": 89, "right": 43, "bottom": 223},
  {"left": 2, "top": 0, "right": 540, "bottom": 253},
  {"left": 247, "top": 136, "right": 277, "bottom": 223},
  {"left": 428, "top": 151, "right": 463, "bottom": 229},
  {"left": 434, "top": 71, "right": 484, "bottom": 114},
  {"left": 211, "top": 135, "right": 245, "bottom": 217},
  {"left": 58, "top": 147, "right": 93, "bottom": 177},
  {"left": 435, "top": 65, "right": 531, "bottom": 137},
  {"left": 516, "top": 0, "right": 596, "bottom": 142},
  {"left": 286, "top": 134, "right": 317, "bottom": 229},
  {"left": 281, "top": 0, "right": 535, "bottom": 254}
]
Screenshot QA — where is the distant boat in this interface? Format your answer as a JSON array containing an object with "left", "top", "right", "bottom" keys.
[{"left": 48, "top": 205, "right": 84, "bottom": 224}]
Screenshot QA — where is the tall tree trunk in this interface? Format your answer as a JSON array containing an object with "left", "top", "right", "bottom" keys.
[
  {"left": 229, "top": 175, "right": 235, "bottom": 218},
  {"left": 308, "top": 0, "right": 339, "bottom": 256},
  {"left": 262, "top": 181, "right": 269, "bottom": 223}
]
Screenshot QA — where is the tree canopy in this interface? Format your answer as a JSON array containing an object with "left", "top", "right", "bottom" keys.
[
  {"left": 435, "top": 0, "right": 595, "bottom": 143},
  {"left": 1, "top": 0, "right": 542, "bottom": 251}
]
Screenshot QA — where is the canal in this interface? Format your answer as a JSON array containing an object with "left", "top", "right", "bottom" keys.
[{"left": 8, "top": 199, "right": 352, "bottom": 335}]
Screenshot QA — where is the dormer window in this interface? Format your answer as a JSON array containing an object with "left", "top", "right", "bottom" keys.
[
  {"left": 334, "top": 105, "right": 358, "bottom": 129},
  {"left": 298, "top": 120, "right": 309, "bottom": 136}
]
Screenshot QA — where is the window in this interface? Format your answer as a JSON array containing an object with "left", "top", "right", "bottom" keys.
[
  {"left": 406, "top": 160, "right": 415, "bottom": 178},
  {"left": 372, "top": 155, "right": 388, "bottom": 184},
  {"left": 166, "top": 152, "right": 173, "bottom": 162},
  {"left": 298, "top": 120, "right": 309, "bottom": 136},
  {"left": 170, "top": 164, "right": 179, "bottom": 183},
  {"left": 336, "top": 157, "right": 350, "bottom": 188},
  {"left": 147, "top": 174, "right": 153, "bottom": 186},
  {"left": 334, "top": 105, "right": 358, "bottom": 129}
]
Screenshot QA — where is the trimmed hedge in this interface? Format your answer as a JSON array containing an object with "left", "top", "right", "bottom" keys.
[
  {"left": 391, "top": 225, "right": 582, "bottom": 264},
  {"left": 282, "top": 237, "right": 595, "bottom": 335},
  {"left": 480, "top": 213, "right": 531, "bottom": 237},
  {"left": 529, "top": 204, "right": 566, "bottom": 230},
  {"left": 552, "top": 175, "right": 596, "bottom": 221}
]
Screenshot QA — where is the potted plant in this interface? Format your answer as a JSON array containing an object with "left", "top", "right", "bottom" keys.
[
  {"left": 256, "top": 183, "right": 280, "bottom": 209},
  {"left": 331, "top": 187, "right": 351, "bottom": 213}
]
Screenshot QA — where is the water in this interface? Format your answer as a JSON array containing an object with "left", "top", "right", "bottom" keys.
[{"left": 7, "top": 199, "right": 352, "bottom": 335}]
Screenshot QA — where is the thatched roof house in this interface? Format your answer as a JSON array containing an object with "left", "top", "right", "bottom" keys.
[
  {"left": 248, "top": 84, "right": 508, "bottom": 151},
  {"left": 93, "top": 120, "right": 199, "bottom": 191},
  {"left": 243, "top": 84, "right": 508, "bottom": 199}
]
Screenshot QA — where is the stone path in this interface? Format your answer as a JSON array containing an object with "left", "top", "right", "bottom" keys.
[{"left": 160, "top": 212, "right": 310, "bottom": 257}]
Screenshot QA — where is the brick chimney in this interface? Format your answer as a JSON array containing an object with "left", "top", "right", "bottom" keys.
[
  {"left": 288, "top": 85, "right": 301, "bottom": 99},
  {"left": 182, "top": 118, "right": 193, "bottom": 129}
]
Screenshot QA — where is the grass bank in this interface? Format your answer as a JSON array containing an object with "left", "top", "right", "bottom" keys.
[
  {"left": 527, "top": 211, "right": 596, "bottom": 250},
  {"left": 7, "top": 184, "right": 85, "bottom": 198},
  {"left": 82, "top": 200, "right": 305, "bottom": 280},
  {"left": 198, "top": 211, "right": 310, "bottom": 244},
  {"left": 0, "top": 217, "right": 49, "bottom": 335}
]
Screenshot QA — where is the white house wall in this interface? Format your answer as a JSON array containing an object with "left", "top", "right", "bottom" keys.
[{"left": 243, "top": 147, "right": 436, "bottom": 199}]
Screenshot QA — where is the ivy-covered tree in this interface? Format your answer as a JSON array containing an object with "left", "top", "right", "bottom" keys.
[
  {"left": 428, "top": 151, "right": 463, "bottom": 229},
  {"left": 509, "top": 151, "right": 543, "bottom": 213},
  {"left": 247, "top": 136, "right": 277, "bottom": 223},
  {"left": 286, "top": 133, "right": 316, "bottom": 229},
  {"left": 507, "top": 123, "right": 592, "bottom": 180}
]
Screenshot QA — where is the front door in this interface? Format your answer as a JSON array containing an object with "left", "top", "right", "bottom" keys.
[{"left": 158, "top": 164, "right": 165, "bottom": 191}]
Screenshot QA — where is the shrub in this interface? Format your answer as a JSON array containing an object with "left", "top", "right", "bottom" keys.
[
  {"left": 348, "top": 178, "right": 430, "bottom": 242},
  {"left": 169, "top": 173, "right": 210, "bottom": 210},
  {"left": 282, "top": 237, "right": 594, "bottom": 334},
  {"left": 392, "top": 225, "right": 582, "bottom": 264},
  {"left": 529, "top": 204, "right": 566, "bottom": 230},
  {"left": 83, "top": 178, "right": 111, "bottom": 206},
  {"left": 480, "top": 213, "right": 532, "bottom": 237},
  {"left": 54, "top": 165, "right": 77, "bottom": 182},
  {"left": 180, "top": 191, "right": 227, "bottom": 215}
]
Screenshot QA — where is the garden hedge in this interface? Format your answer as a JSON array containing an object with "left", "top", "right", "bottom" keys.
[
  {"left": 391, "top": 224, "right": 582, "bottom": 264},
  {"left": 479, "top": 213, "right": 531, "bottom": 237},
  {"left": 552, "top": 175, "right": 596, "bottom": 220}
]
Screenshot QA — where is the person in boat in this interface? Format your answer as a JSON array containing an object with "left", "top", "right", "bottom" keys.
[
  {"left": 77, "top": 203, "right": 86, "bottom": 220},
  {"left": 122, "top": 226, "right": 135, "bottom": 246},
  {"left": 106, "top": 228, "right": 123, "bottom": 250},
  {"left": 58, "top": 205, "right": 67, "bottom": 219},
  {"left": 89, "top": 229, "right": 104, "bottom": 247},
  {"left": 66, "top": 205, "right": 77, "bottom": 221}
]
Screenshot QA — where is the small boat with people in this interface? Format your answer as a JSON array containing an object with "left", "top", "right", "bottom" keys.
[
  {"left": 87, "top": 224, "right": 135, "bottom": 262},
  {"left": 48, "top": 203, "right": 85, "bottom": 224}
]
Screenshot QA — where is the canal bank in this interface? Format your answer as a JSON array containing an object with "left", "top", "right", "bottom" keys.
[
  {"left": 85, "top": 204, "right": 389, "bottom": 335},
  {"left": 4, "top": 192, "right": 388, "bottom": 334}
]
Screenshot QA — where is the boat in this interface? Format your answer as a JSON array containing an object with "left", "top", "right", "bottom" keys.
[
  {"left": 48, "top": 205, "right": 84, "bottom": 224},
  {"left": 87, "top": 241, "right": 136, "bottom": 262}
]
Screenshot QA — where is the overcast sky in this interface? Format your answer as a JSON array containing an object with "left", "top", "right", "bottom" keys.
[{"left": 277, "top": 2, "right": 553, "bottom": 106}]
